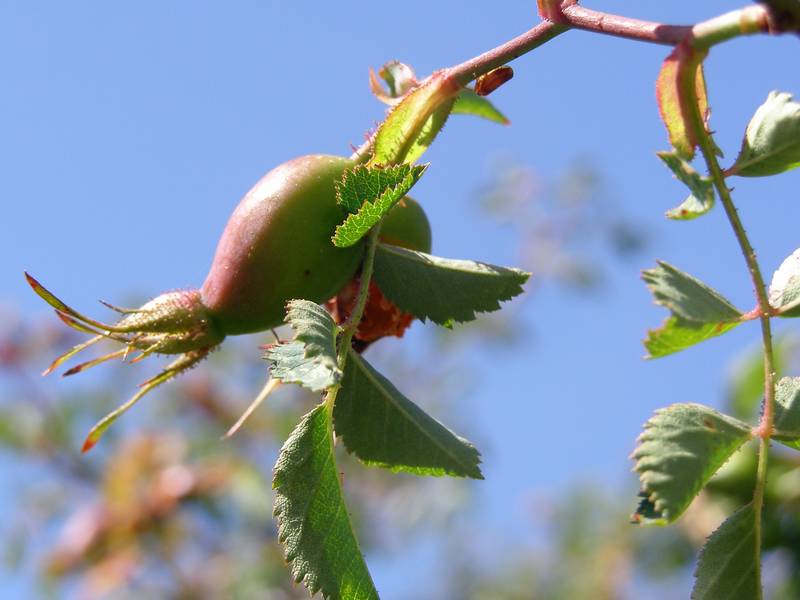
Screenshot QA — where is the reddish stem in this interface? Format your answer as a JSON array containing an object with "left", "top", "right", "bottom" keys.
[{"left": 560, "top": 5, "right": 692, "bottom": 45}]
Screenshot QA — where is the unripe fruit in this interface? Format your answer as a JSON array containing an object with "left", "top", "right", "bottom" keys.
[
  {"left": 380, "top": 196, "right": 432, "bottom": 254},
  {"left": 26, "top": 153, "right": 433, "bottom": 448},
  {"left": 201, "top": 155, "right": 364, "bottom": 335}
]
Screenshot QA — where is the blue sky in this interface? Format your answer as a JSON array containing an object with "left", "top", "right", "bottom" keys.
[{"left": 2, "top": 1, "right": 800, "bottom": 597}]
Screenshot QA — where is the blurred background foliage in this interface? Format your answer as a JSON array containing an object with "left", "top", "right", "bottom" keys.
[{"left": 3, "top": 162, "right": 800, "bottom": 599}]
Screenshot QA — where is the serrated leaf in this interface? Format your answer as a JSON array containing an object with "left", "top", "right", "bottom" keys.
[
  {"left": 642, "top": 262, "right": 743, "bottom": 358},
  {"left": 645, "top": 316, "right": 740, "bottom": 359},
  {"left": 729, "top": 90, "right": 800, "bottom": 177},
  {"left": 265, "top": 300, "right": 341, "bottom": 392},
  {"left": 266, "top": 342, "right": 337, "bottom": 393},
  {"left": 273, "top": 404, "right": 377, "bottom": 600},
  {"left": 769, "top": 248, "right": 800, "bottom": 316},
  {"left": 371, "top": 70, "right": 460, "bottom": 166},
  {"left": 336, "top": 164, "right": 425, "bottom": 214},
  {"left": 656, "top": 46, "right": 709, "bottom": 159},
  {"left": 643, "top": 262, "right": 741, "bottom": 323},
  {"left": 333, "top": 350, "right": 482, "bottom": 479},
  {"left": 773, "top": 376, "right": 800, "bottom": 449},
  {"left": 657, "top": 151, "right": 715, "bottom": 220},
  {"left": 452, "top": 88, "right": 509, "bottom": 125},
  {"left": 691, "top": 503, "right": 759, "bottom": 600},
  {"left": 373, "top": 243, "right": 530, "bottom": 326},
  {"left": 332, "top": 164, "right": 427, "bottom": 247},
  {"left": 632, "top": 403, "right": 752, "bottom": 524}
]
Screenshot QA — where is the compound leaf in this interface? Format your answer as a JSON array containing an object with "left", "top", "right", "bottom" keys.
[
  {"left": 334, "top": 350, "right": 482, "bottom": 479},
  {"left": 729, "top": 90, "right": 800, "bottom": 177},
  {"left": 657, "top": 150, "right": 715, "bottom": 220},
  {"left": 373, "top": 243, "right": 530, "bottom": 326},
  {"left": 632, "top": 403, "right": 751, "bottom": 524},
  {"left": 273, "top": 404, "right": 377, "bottom": 600},
  {"left": 691, "top": 503, "right": 759, "bottom": 600},
  {"left": 265, "top": 300, "right": 341, "bottom": 392},
  {"left": 333, "top": 164, "right": 427, "bottom": 247}
]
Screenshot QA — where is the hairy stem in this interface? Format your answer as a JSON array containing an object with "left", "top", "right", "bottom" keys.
[{"left": 682, "top": 46, "right": 774, "bottom": 599}]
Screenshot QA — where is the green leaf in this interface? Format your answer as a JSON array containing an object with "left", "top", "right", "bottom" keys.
[
  {"left": 273, "top": 404, "right": 377, "bottom": 600},
  {"left": 729, "top": 90, "right": 800, "bottom": 177},
  {"left": 643, "top": 261, "right": 741, "bottom": 323},
  {"left": 691, "top": 503, "right": 759, "bottom": 600},
  {"left": 773, "top": 376, "right": 800, "bottom": 449},
  {"left": 657, "top": 151, "right": 715, "bottom": 220},
  {"left": 373, "top": 243, "right": 530, "bottom": 326},
  {"left": 332, "top": 164, "right": 427, "bottom": 247},
  {"left": 768, "top": 248, "right": 800, "bottom": 316},
  {"left": 336, "top": 164, "right": 425, "bottom": 214},
  {"left": 642, "top": 262, "right": 743, "bottom": 358},
  {"left": 645, "top": 317, "right": 740, "bottom": 359},
  {"left": 266, "top": 342, "right": 337, "bottom": 393},
  {"left": 333, "top": 350, "right": 482, "bottom": 479},
  {"left": 265, "top": 300, "right": 341, "bottom": 392},
  {"left": 632, "top": 403, "right": 751, "bottom": 524},
  {"left": 371, "top": 70, "right": 460, "bottom": 166},
  {"left": 452, "top": 88, "right": 509, "bottom": 125}
]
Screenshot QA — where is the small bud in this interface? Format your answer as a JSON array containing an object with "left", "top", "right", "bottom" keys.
[{"left": 475, "top": 66, "right": 513, "bottom": 97}]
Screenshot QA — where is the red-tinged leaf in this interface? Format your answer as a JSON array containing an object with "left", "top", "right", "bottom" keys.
[
  {"left": 25, "top": 272, "right": 124, "bottom": 333},
  {"left": 656, "top": 44, "right": 709, "bottom": 159}
]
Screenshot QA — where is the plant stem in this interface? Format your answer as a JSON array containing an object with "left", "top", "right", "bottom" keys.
[
  {"left": 558, "top": 5, "right": 691, "bottom": 45},
  {"left": 449, "top": 21, "right": 568, "bottom": 86},
  {"left": 338, "top": 225, "right": 381, "bottom": 364},
  {"left": 449, "top": 4, "right": 772, "bottom": 86},
  {"left": 325, "top": 225, "right": 382, "bottom": 411},
  {"left": 683, "top": 46, "right": 774, "bottom": 599},
  {"left": 351, "top": 4, "right": 774, "bottom": 161}
]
